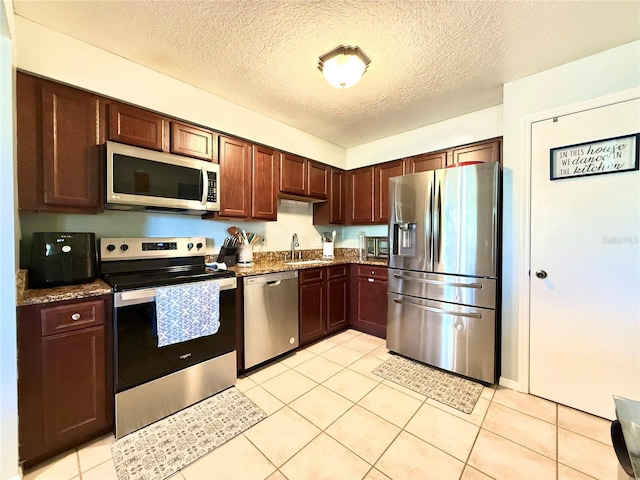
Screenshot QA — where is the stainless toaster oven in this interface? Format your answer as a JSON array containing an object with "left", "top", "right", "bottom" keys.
[{"left": 365, "top": 236, "right": 389, "bottom": 260}]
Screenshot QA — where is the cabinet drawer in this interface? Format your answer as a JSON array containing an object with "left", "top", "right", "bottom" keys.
[
  {"left": 327, "top": 265, "right": 348, "bottom": 279},
  {"left": 41, "top": 300, "right": 105, "bottom": 336},
  {"left": 355, "top": 265, "right": 387, "bottom": 280},
  {"left": 299, "top": 267, "right": 324, "bottom": 284}
]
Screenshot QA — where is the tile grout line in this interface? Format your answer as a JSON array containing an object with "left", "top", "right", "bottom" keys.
[{"left": 457, "top": 382, "right": 493, "bottom": 479}]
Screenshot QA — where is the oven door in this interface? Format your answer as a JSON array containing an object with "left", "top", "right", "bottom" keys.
[{"left": 113, "top": 277, "right": 236, "bottom": 393}]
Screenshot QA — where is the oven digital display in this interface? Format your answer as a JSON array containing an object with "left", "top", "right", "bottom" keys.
[{"left": 142, "top": 242, "right": 178, "bottom": 251}]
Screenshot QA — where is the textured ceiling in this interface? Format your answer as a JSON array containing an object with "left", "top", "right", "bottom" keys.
[{"left": 13, "top": 1, "right": 640, "bottom": 148}]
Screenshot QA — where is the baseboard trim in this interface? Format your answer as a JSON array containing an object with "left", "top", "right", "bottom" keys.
[{"left": 498, "top": 376, "right": 523, "bottom": 392}]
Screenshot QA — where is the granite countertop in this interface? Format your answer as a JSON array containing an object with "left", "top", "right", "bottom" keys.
[
  {"left": 16, "top": 270, "right": 113, "bottom": 307},
  {"left": 229, "top": 257, "right": 387, "bottom": 277},
  {"left": 16, "top": 248, "right": 388, "bottom": 305}
]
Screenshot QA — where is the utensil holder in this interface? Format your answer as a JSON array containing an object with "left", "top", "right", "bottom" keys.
[
  {"left": 237, "top": 244, "right": 253, "bottom": 267},
  {"left": 322, "top": 242, "right": 334, "bottom": 259}
]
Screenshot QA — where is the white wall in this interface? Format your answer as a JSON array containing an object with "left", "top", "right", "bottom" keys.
[
  {"left": 1, "top": 0, "right": 20, "bottom": 478},
  {"left": 502, "top": 40, "right": 640, "bottom": 386},
  {"left": 346, "top": 105, "right": 503, "bottom": 169},
  {"left": 15, "top": 17, "right": 345, "bottom": 169}
]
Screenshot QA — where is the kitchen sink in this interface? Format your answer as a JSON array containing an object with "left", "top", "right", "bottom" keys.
[{"left": 284, "top": 259, "right": 334, "bottom": 266}]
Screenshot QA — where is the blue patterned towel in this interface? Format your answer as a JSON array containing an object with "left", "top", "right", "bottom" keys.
[{"left": 155, "top": 280, "right": 221, "bottom": 347}]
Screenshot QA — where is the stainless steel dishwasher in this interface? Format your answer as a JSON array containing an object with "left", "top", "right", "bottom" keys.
[{"left": 243, "top": 270, "right": 299, "bottom": 369}]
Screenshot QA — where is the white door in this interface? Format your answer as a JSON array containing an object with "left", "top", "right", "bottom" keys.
[{"left": 529, "top": 98, "right": 640, "bottom": 420}]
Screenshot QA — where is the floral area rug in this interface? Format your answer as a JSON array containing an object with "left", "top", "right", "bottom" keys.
[
  {"left": 111, "top": 387, "right": 266, "bottom": 480},
  {"left": 373, "top": 354, "right": 484, "bottom": 414}
]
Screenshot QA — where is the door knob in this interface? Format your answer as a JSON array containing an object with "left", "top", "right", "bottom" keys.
[{"left": 535, "top": 270, "right": 548, "bottom": 279}]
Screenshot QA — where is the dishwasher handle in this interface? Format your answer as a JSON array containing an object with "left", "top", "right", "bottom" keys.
[{"left": 266, "top": 280, "right": 282, "bottom": 286}]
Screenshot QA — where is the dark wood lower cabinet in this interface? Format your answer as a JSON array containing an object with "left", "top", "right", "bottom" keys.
[
  {"left": 326, "top": 266, "right": 349, "bottom": 333},
  {"left": 299, "top": 266, "right": 349, "bottom": 347},
  {"left": 350, "top": 265, "right": 388, "bottom": 338},
  {"left": 18, "top": 295, "right": 113, "bottom": 468}
]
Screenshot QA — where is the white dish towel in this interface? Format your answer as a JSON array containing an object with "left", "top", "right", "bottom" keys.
[{"left": 155, "top": 280, "right": 220, "bottom": 347}]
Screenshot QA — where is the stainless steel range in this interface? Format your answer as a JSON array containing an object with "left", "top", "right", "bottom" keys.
[{"left": 100, "top": 237, "right": 237, "bottom": 439}]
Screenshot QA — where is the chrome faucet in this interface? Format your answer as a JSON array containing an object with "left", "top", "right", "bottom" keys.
[{"left": 291, "top": 233, "right": 299, "bottom": 260}]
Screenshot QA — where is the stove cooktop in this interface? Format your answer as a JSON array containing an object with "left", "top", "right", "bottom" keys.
[{"left": 102, "top": 267, "right": 235, "bottom": 292}]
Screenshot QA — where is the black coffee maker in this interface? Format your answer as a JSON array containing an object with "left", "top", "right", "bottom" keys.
[{"left": 29, "top": 232, "right": 98, "bottom": 289}]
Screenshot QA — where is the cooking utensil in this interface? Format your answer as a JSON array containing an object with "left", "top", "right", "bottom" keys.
[
  {"left": 227, "top": 226, "right": 240, "bottom": 237},
  {"left": 332, "top": 230, "right": 336, "bottom": 242}
]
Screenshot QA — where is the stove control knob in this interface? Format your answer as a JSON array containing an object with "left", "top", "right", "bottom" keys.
[
  {"left": 187, "top": 242, "right": 194, "bottom": 250},
  {"left": 196, "top": 242, "right": 203, "bottom": 250},
  {"left": 106, "top": 244, "right": 116, "bottom": 252},
  {"left": 120, "top": 244, "right": 129, "bottom": 251}
]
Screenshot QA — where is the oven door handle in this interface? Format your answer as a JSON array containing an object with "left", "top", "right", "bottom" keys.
[{"left": 115, "top": 288, "right": 156, "bottom": 307}]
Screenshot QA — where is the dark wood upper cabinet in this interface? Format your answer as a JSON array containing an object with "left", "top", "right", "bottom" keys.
[
  {"left": 373, "top": 160, "right": 404, "bottom": 224},
  {"left": 404, "top": 151, "right": 447, "bottom": 173},
  {"left": 448, "top": 138, "right": 501, "bottom": 166},
  {"left": 251, "top": 145, "right": 280, "bottom": 220},
  {"left": 313, "top": 168, "right": 345, "bottom": 225},
  {"left": 108, "top": 102, "right": 169, "bottom": 152},
  {"left": 280, "top": 153, "right": 307, "bottom": 196},
  {"left": 170, "top": 121, "right": 217, "bottom": 162},
  {"left": 347, "top": 167, "right": 374, "bottom": 224},
  {"left": 307, "top": 161, "right": 329, "bottom": 199},
  {"left": 217, "top": 135, "right": 252, "bottom": 218},
  {"left": 17, "top": 72, "right": 103, "bottom": 213},
  {"left": 18, "top": 296, "right": 113, "bottom": 467},
  {"left": 350, "top": 265, "right": 388, "bottom": 338}
]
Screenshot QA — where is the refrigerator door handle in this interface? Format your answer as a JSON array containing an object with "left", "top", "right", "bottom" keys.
[
  {"left": 434, "top": 182, "right": 442, "bottom": 264},
  {"left": 426, "top": 182, "right": 433, "bottom": 265},
  {"left": 392, "top": 273, "right": 483, "bottom": 289},
  {"left": 392, "top": 297, "right": 482, "bottom": 319}
]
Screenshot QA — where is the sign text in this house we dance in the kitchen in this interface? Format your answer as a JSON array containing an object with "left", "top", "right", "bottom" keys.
[{"left": 550, "top": 133, "right": 639, "bottom": 180}]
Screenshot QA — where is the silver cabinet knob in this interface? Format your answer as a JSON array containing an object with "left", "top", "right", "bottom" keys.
[
  {"left": 535, "top": 270, "right": 548, "bottom": 279},
  {"left": 71, "top": 313, "right": 81, "bottom": 320}
]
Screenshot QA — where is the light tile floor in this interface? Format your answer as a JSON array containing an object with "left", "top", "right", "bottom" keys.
[{"left": 24, "top": 329, "right": 627, "bottom": 480}]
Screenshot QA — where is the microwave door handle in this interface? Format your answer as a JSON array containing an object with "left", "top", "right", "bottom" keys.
[{"left": 200, "top": 167, "right": 208, "bottom": 205}]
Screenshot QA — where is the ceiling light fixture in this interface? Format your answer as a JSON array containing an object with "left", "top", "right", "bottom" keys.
[{"left": 318, "top": 45, "right": 371, "bottom": 89}]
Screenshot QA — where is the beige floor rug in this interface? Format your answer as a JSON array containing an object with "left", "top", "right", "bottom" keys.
[
  {"left": 373, "top": 354, "right": 484, "bottom": 414},
  {"left": 111, "top": 387, "right": 266, "bottom": 480}
]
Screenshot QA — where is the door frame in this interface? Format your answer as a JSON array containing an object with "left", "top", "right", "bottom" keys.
[{"left": 516, "top": 86, "right": 640, "bottom": 393}]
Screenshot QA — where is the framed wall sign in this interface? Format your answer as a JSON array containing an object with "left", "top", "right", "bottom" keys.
[{"left": 550, "top": 133, "right": 639, "bottom": 180}]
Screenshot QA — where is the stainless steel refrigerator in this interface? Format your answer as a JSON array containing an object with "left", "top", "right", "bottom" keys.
[{"left": 387, "top": 162, "right": 500, "bottom": 384}]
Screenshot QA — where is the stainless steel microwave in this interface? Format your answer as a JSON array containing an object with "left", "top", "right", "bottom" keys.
[
  {"left": 365, "top": 236, "right": 389, "bottom": 260},
  {"left": 105, "top": 141, "right": 220, "bottom": 215}
]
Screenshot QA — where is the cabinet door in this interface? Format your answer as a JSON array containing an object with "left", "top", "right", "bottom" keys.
[
  {"left": 42, "top": 326, "right": 107, "bottom": 450},
  {"left": 108, "top": 103, "right": 169, "bottom": 151},
  {"left": 299, "top": 284, "right": 325, "bottom": 347},
  {"left": 299, "top": 268, "right": 325, "bottom": 346},
  {"left": 374, "top": 160, "right": 404, "bottom": 224},
  {"left": 280, "top": 153, "right": 307, "bottom": 196},
  {"left": 347, "top": 167, "right": 374, "bottom": 224},
  {"left": 308, "top": 161, "right": 329, "bottom": 199},
  {"left": 404, "top": 151, "right": 446, "bottom": 173},
  {"left": 252, "top": 145, "right": 279, "bottom": 220},
  {"left": 350, "top": 266, "right": 388, "bottom": 338},
  {"left": 170, "top": 121, "right": 217, "bottom": 162},
  {"left": 313, "top": 168, "right": 345, "bottom": 225},
  {"left": 218, "top": 135, "right": 252, "bottom": 218},
  {"left": 326, "top": 266, "right": 349, "bottom": 334},
  {"left": 448, "top": 138, "right": 501, "bottom": 166},
  {"left": 38, "top": 80, "right": 102, "bottom": 210}
]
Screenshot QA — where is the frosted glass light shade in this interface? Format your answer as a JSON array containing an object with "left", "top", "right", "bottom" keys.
[{"left": 318, "top": 46, "right": 371, "bottom": 89}]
